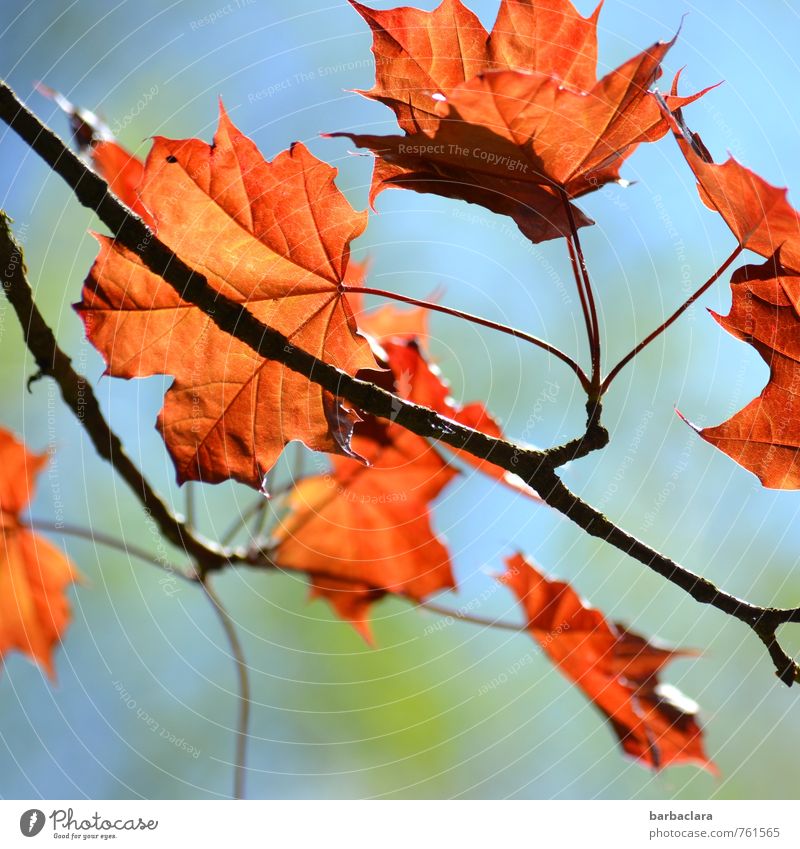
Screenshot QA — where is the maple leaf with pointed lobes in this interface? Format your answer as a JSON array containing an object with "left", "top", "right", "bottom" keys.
[
  {"left": 349, "top": 0, "right": 601, "bottom": 136},
  {"left": 272, "top": 345, "right": 458, "bottom": 643},
  {"left": 661, "top": 112, "right": 800, "bottom": 485},
  {"left": 666, "top": 112, "right": 800, "bottom": 273},
  {"left": 500, "top": 553, "right": 716, "bottom": 772},
  {"left": 681, "top": 257, "right": 800, "bottom": 488},
  {"left": 0, "top": 429, "right": 79, "bottom": 678},
  {"left": 331, "top": 0, "right": 710, "bottom": 244},
  {"left": 77, "top": 104, "right": 377, "bottom": 491},
  {"left": 271, "top": 331, "right": 545, "bottom": 641}
]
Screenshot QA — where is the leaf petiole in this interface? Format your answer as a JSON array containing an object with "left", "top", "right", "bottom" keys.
[
  {"left": 342, "top": 284, "right": 591, "bottom": 392},
  {"left": 601, "top": 245, "right": 743, "bottom": 393}
]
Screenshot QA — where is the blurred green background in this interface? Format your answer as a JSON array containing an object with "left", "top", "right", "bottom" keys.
[{"left": 2, "top": 0, "right": 800, "bottom": 799}]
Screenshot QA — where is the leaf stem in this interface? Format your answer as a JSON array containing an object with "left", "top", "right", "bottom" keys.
[
  {"left": 565, "top": 235, "right": 594, "bottom": 354},
  {"left": 560, "top": 189, "right": 601, "bottom": 395},
  {"left": 201, "top": 577, "right": 251, "bottom": 801},
  {"left": 343, "top": 284, "right": 591, "bottom": 393},
  {"left": 25, "top": 518, "right": 196, "bottom": 580},
  {"left": 601, "top": 245, "right": 743, "bottom": 394},
  {"left": 220, "top": 498, "right": 268, "bottom": 546},
  {"left": 412, "top": 598, "right": 528, "bottom": 633},
  {"left": 573, "top": 233, "right": 601, "bottom": 391}
]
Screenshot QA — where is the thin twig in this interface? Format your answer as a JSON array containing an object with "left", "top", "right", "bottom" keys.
[
  {"left": 345, "top": 284, "right": 591, "bottom": 392},
  {"left": 600, "top": 245, "right": 743, "bottom": 393},
  {"left": 412, "top": 598, "right": 528, "bottom": 633},
  {"left": 220, "top": 497, "right": 268, "bottom": 546},
  {"left": 3, "top": 80, "right": 800, "bottom": 685},
  {"left": 26, "top": 518, "right": 196, "bottom": 581},
  {"left": 200, "top": 577, "right": 251, "bottom": 800}
]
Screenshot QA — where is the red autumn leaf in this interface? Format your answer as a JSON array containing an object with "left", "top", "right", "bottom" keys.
[
  {"left": 0, "top": 428, "right": 79, "bottom": 678},
  {"left": 666, "top": 113, "right": 800, "bottom": 273},
  {"left": 271, "top": 329, "right": 544, "bottom": 640},
  {"left": 500, "top": 553, "right": 716, "bottom": 772},
  {"left": 36, "top": 83, "right": 148, "bottom": 220},
  {"left": 356, "top": 298, "right": 431, "bottom": 346},
  {"left": 682, "top": 257, "right": 800, "bottom": 488},
  {"left": 271, "top": 350, "right": 458, "bottom": 642},
  {"left": 332, "top": 0, "right": 709, "bottom": 243},
  {"left": 76, "top": 104, "right": 377, "bottom": 491},
  {"left": 349, "top": 278, "right": 541, "bottom": 497},
  {"left": 89, "top": 142, "right": 148, "bottom": 222},
  {"left": 380, "top": 338, "right": 541, "bottom": 499},
  {"left": 348, "top": 274, "right": 541, "bottom": 497}
]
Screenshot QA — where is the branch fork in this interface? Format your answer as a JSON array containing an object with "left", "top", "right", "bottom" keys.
[{"left": 1, "top": 78, "right": 798, "bottom": 709}]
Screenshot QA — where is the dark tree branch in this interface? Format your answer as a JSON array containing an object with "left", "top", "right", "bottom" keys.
[
  {"left": 2, "top": 80, "right": 798, "bottom": 685},
  {"left": 0, "top": 80, "right": 560, "bottom": 482},
  {"left": 533, "top": 467, "right": 800, "bottom": 686},
  {"left": 544, "top": 397, "right": 609, "bottom": 467},
  {"left": 0, "top": 212, "right": 225, "bottom": 574}
]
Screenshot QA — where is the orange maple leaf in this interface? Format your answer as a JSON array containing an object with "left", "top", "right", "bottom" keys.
[
  {"left": 332, "top": 0, "right": 709, "bottom": 243},
  {"left": 271, "top": 328, "right": 546, "bottom": 640},
  {"left": 272, "top": 350, "right": 457, "bottom": 642},
  {"left": 663, "top": 114, "right": 800, "bottom": 485},
  {"left": 668, "top": 116, "right": 800, "bottom": 273},
  {"left": 77, "top": 104, "right": 377, "bottom": 491},
  {"left": 681, "top": 257, "right": 800, "bottom": 488},
  {"left": 0, "top": 429, "right": 79, "bottom": 678},
  {"left": 500, "top": 553, "right": 716, "bottom": 772}
]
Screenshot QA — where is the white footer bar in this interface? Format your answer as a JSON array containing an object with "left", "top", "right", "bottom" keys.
[{"left": 1, "top": 799, "right": 795, "bottom": 848}]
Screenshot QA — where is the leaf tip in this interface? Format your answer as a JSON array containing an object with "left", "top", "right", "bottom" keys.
[{"left": 674, "top": 406, "right": 701, "bottom": 434}]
